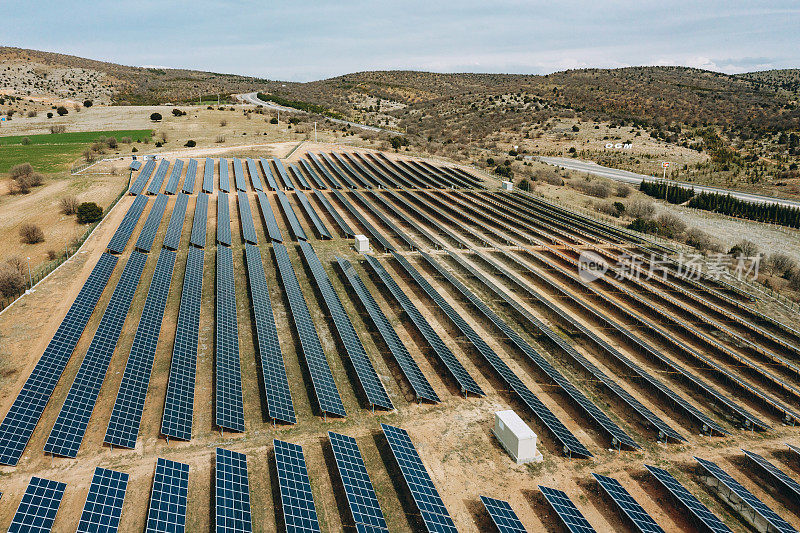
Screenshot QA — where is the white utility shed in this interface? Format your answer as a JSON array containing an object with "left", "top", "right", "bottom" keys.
[
  {"left": 501, "top": 180, "right": 513, "bottom": 191},
  {"left": 354, "top": 235, "right": 370, "bottom": 253},
  {"left": 493, "top": 410, "right": 543, "bottom": 464}
]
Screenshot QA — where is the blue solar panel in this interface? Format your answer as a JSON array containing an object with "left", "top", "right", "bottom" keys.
[
  {"left": 381, "top": 424, "right": 458, "bottom": 533},
  {"left": 76, "top": 467, "right": 129, "bottom": 533},
  {"left": 44, "top": 251, "right": 147, "bottom": 458},
  {"left": 164, "top": 159, "right": 184, "bottom": 194},
  {"left": 299, "top": 241, "right": 393, "bottom": 410},
  {"left": 342, "top": 153, "right": 388, "bottom": 188},
  {"left": 216, "top": 246, "right": 245, "bottom": 432},
  {"left": 237, "top": 191, "right": 258, "bottom": 244},
  {"left": 312, "top": 189, "right": 353, "bottom": 237},
  {"left": 539, "top": 487, "right": 596, "bottom": 533},
  {"left": 104, "top": 249, "right": 176, "bottom": 449},
  {"left": 273, "top": 243, "right": 346, "bottom": 417},
  {"left": 259, "top": 158, "right": 279, "bottom": 190},
  {"left": 219, "top": 158, "right": 230, "bottom": 192},
  {"left": 182, "top": 159, "right": 198, "bottom": 194},
  {"left": 593, "top": 473, "right": 664, "bottom": 533},
  {"left": 308, "top": 153, "right": 342, "bottom": 188},
  {"left": 290, "top": 164, "right": 311, "bottom": 189},
  {"left": 130, "top": 159, "right": 143, "bottom": 171},
  {"left": 245, "top": 158, "right": 263, "bottom": 191},
  {"left": 130, "top": 159, "right": 156, "bottom": 195},
  {"left": 216, "top": 448, "right": 252, "bottom": 533},
  {"left": 331, "top": 189, "right": 394, "bottom": 251},
  {"left": 0, "top": 252, "right": 117, "bottom": 466},
  {"left": 190, "top": 192, "right": 209, "bottom": 248},
  {"left": 256, "top": 190, "right": 283, "bottom": 242},
  {"left": 332, "top": 152, "right": 372, "bottom": 189},
  {"left": 295, "top": 189, "right": 332, "bottom": 239},
  {"left": 9, "top": 477, "right": 66, "bottom": 533},
  {"left": 337, "top": 257, "right": 439, "bottom": 403},
  {"left": 163, "top": 193, "right": 189, "bottom": 250},
  {"left": 217, "top": 191, "right": 232, "bottom": 246},
  {"left": 203, "top": 158, "right": 214, "bottom": 193},
  {"left": 161, "top": 247, "right": 204, "bottom": 441},
  {"left": 743, "top": 449, "right": 800, "bottom": 501},
  {"left": 233, "top": 158, "right": 247, "bottom": 191},
  {"left": 136, "top": 193, "right": 168, "bottom": 252},
  {"left": 108, "top": 194, "right": 149, "bottom": 253},
  {"left": 480, "top": 496, "right": 528, "bottom": 533},
  {"left": 244, "top": 243, "right": 295, "bottom": 424},
  {"left": 276, "top": 189, "right": 308, "bottom": 241},
  {"left": 147, "top": 160, "right": 170, "bottom": 195},
  {"left": 299, "top": 159, "right": 327, "bottom": 189},
  {"left": 350, "top": 188, "right": 415, "bottom": 249},
  {"left": 328, "top": 431, "right": 388, "bottom": 531},
  {"left": 273, "top": 158, "right": 294, "bottom": 189},
  {"left": 322, "top": 153, "right": 359, "bottom": 189},
  {"left": 145, "top": 458, "right": 190, "bottom": 533},
  {"left": 274, "top": 439, "right": 321, "bottom": 533}
]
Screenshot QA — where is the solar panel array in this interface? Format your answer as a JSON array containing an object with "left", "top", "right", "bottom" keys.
[
  {"left": 743, "top": 449, "right": 800, "bottom": 500},
  {"left": 215, "top": 245, "right": 245, "bottom": 432},
  {"left": 217, "top": 191, "right": 232, "bottom": 246},
  {"left": 8, "top": 477, "right": 66, "bottom": 533},
  {"left": 644, "top": 465, "right": 731, "bottom": 533},
  {"left": 203, "top": 158, "right": 214, "bottom": 193},
  {"left": 244, "top": 243, "right": 295, "bottom": 424},
  {"left": 145, "top": 458, "right": 190, "bottom": 533},
  {"left": 308, "top": 153, "right": 341, "bottom": 188},
  {"left": 290, "top": 164, "right": 311, "bottom": 189},
  {"left": 108, "top": 194, "right": 149, "bottom": 253},
  {"left": 276, "top": 189, "right": 308, "bottom": 241},
  {"left": 295, "top": 189, "right": 332, "bottom": 239},
  {"left": 130, "top": 160, "right": 142, "bottom": 171},
  {"left": 0, "top": 253, "right": 117, "bottom": 465},
  {"left": 163, "top": 192, "right": 189, "bottom": 250},
  {"left": 135, "top": 193, "right": 168, "bottom": 252},
  {"left": 363, "top": 255, "right": 483, "bottom": 396},
  {"left": 130, "top": 159, "right": 156, "bottom": 195},
  {"left": 480, "top": 496, "right": 528, "bottom": 533},
  {"left": 245, "top": 158, "right": 263, "bottom": 191},
  {"left": 322, "top": 153, "right": 358, "bottom": 188},
  {"left": 260, "top": 158, "right": 279, "bottom": 190},
  {"left": 76, "top": 467, "right": 129, "bottom": 533},
  {"left": 237, "top": 191, "right": 258, "bottom": 244},
  {"left": 300, "top": 159, "right": 326, "bottom": 189},
  {"left": 593, "top": 473, "right": 664, "bottom": 533},
  {"left": 337, "top": 257, "right": 439, "bottom": 403},
  {"left": 381, "top": 424, "right": 458, "bottom": 533},
  {"left": 233, "top": 158, "right": 247, "bottom": 191},
  {"left": 219, "top": 158, "right": 230, "bottom": 192},
  {"left": 328, "top": 431, "right": 388, "bottom": 532},
  {"left": 273, "top": 243, "right": 346, "bottom": 417},
  {"left": 182, "top": 159, "right": 198, "bottom": 194},
  {"left": 44, "top": 251, "right": 147, "bottom": 458},
  {"left": 349, "top": 189, "right": 415, "bottom": 249},
  {"left": 539, "top": 487, "right": 596, "bottom": 533},
  {"left": 164, "top": 159, "right": 184, "bottom": 194},
  {"left": 161, "top": 247, "right": 204, "bottom": 440},
  {"left": 256, "top": 190, "right": 283, "bottom": 242},
  {"left": 313, "top": 189, "right": 353, "bottom": 237},
  {"left": 273, "top": 158, "right": 294, "bottom": 189},
  {"left": 104, "top": 249, "right": 176, "bottom": 449},
  {"left": 147, "top": 160, "right": 170, "bottom": 195},
  {"left": 216, "top": 448, "right": 252, "bottom": 533},
  {"left": 331, "top": 189, "right": 394, "bottom": 251},
  {"left": 190, "top": 192, "right": 209, "bottom": 248},
  {"left": 273, "top": 439, "right": 321, "bottom": 533},
  {"left": 331, "top": 152, "right": 370, "bottom": 188},
  {"left": 298, "top": 241, "right": 393, "bottom": 410}
]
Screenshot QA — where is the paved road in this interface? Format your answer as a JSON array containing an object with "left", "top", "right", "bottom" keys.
[
  {"left": 539, "top": 156, "right": 800, "bottom": 209},
  {"left": 235, "top": 92, "right": 403, "bottom": 135}
]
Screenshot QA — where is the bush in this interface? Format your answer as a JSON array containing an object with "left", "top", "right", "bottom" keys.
[
  {"left": 615, "top": 184, "right": 631, "bottom": 197},
  {"left": 47, "top": 112, "right": 53, "bottom": 119},
  {"left": 60, "top": 196, "right": 79, "bottom": 215},
  {"left": 389, "top": 136, "right": 409, "bottom": 150},
  {"left": 767, "top": 253, "right": 797, "bottom": 278},
  {"left": 518, "top": 179, "right": 531, "bottom": 192},
  {"left": 172, "top": 108, "right": 185, "bottom": 116},
  {"left": 573, "top": 178, "right": 610, "bottom": 198},
  {"left": 83, "top": 100, "right": 93, "bottom": 108},
  {"left": 49, "top": 125, "right": 66, "bottom": 134},
  {"left": 655, "top": 212, "right": 687, "bottom": 238},
  {"left": 728, "top": 239, "right": 760, "bottom": 258},
  {"left": 8, "top": 163, "right": 43, "bottom": 193},
  {"left": 47, "top": 249, "right": 58, "bottom": 260},
  {"left": 628, "top": 217, "right": 660, "bottom": 234},
  {"left": 185, "top": 140, "right": 196, "bottom": 147},
  {"left": 685, "top": 228, "right": 722, "bottom": 252},
  {"left": 27, "top": 110, "right": 36, "bottom": 118},
  {"left": 220, "top": 119, "right": 228, "bottom": 127},
  {"left": 120, "top": 136, "right": 132, "bottom": 144},
  {"left": 56, "top": 106, "right": 68, "bottom": 116},
  {"left": 627, "top": 199, "right": 655, "bottom": 219},
  {"left": 21, "top": 137, "right": 31, "bottom": 145},
  {"left": 150, "top": 112, "right": 162, "bottom": 121},
  {"left": 20, "top": 223, "right": 45, "bottom": 244},
  {"left": 270, "top": 117, "right": 278, "bottom": 124},
  {"left": 76, "top": 202, "right": 103, "bottom": 224},
  {"left": 493, "top": 165, "right": 513, "bottom": 178},
  {"left": 0, "top": 264, "right": 25, "bottom": 297}
]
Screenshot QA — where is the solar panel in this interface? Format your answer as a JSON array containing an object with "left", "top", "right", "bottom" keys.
[
  {"left": 0, "top": 252, "right": 117, "bottom": 466},
  {"left": 273, "top": 439, "right": 321, "bottom": 533},
  {"left": 368, "top": 190, "right": 444, "bottom": 249},
  {"left": 343, "top": 152, "right": 390, "bottom": 189},
  {"left": 308, "top": 153, "right": 342, "bottom": 188},
  {"left": 216, "top": 448, "right": 252, "bottom": 533},
  {"left": 164, "top": 159, "right": 184, "bottom": 194},
  {"left": 233, "top": 158, "right": 247, "bottom": 191},
  {"left": 363, "top": 255, "right": 483, "bottom": 396},
  {"left": 76, "top": 467, "right": 129, "bottom": 533},
  {"left": 381, "top": 423, "right": 458, "bottom": 533},
  {"left": 256, "top": 190, "right": 283, "bottom": 242},
  {"left": 273, "top": 243, "right": 346, "bottom": 417},
  {"left": 276, "top": 189, "right": 308, "bottom": 241},
  {"left": 290, "top": 164, "right": 311, "bottom": 189},
  {"left": 219, "top": 158, "right": 230, "bottom": 192},
  {"left": 328, "top": 431, "right": 388, "bottom": 531},
  {"left": 312, "top": 189, "right": 353, "bottom": 237},
  {"left": 743, "top": 449, "right": 800, "bottom": 500},
  {"left": 299, "top": 241, "right": 393, "bottom": 410},
  {"left": 332, "top": 152, "right": 372, "bottom": 189},
  {"left": 349, "top": 189, "right": 415, "bottom": 249},
  {"left": 321, "top": 153, "right": 359, "bottom": 189},
  {"left": 145, "top": 458, "right": 190, "bottom": 533},
  {"left": 337, "top": 257, "right": 439, "bottom": 403},
  {"left": 237, "top": 191, "right": 258, "bottom": 244},
  {"left": 355, "top": 153, "right": 401, "bottom": 188},
  {"left": 190, "top": 192, "right": 209, "bottom": 248},
  {"left": 8, "top": 477, "right": 66, "bottom": 533},
  {"left": 161, "top": 246, "right": 204, "bottom": 441},
  {"left": 203, "top": 158, "right": 214, "bottom": 193},
  {"left": 217, "top": 191, "right": 232, "bottom": 246},
  {"left": 215, "top": 245, "right": 245, "bottom": 432},
  {"left": 130, "top": 159, "right": 156, "bottom": 195},
  {"left": 104, "top": 249, "right": 176, "bottom": 449},
  {"left": 363, "top": 153, "right": 414, "bottom": 188},
  {"left": 147, "top": 160, "right": 171, "bottom": 195},
  {"left": 644, "top": 464, "right": 731, "bottom": 533},
  {"left": 299, "top": 159, "right": 327, "bottom": 189},
  {"left": 480, "top": 496, "right": 528, "bottom": 533},
  {"left": 130, "top": 159, "right": 143, "bottom": 171},
  {"left": 245, "top": 158, "right": 263, "bottom": 191},
  {"left": 295, "top": 189, "right": 332, "bottom": 239},
  {"left": 273, "top": 158, "right": 295, "bottom": 189},
  {"left": 593, "top": 473, "right": 664, "bottom": 533},
  {"left": 244, "top": 243, "right": 295, "bottom": 424},
  {"left": 539, "top": 487, "right": 596, "bottom": 533},
  {"left": 182, "top": 159, "right": 198, "bottom": 194},
  {"left": 163, "top": 193, "right": 189, "bottom": 250},
  {"left": 788, "top": 443, "right": 800, "bottom": 457},
  {"left": 44, "top": 251, "right": 147, "bottom": 458},
  {"left": 259, "top": 158, "right": 279, "bottom": 190},
  {"left": 330, "top": 189, "right": 394, "bottom": 251},
  {"left": 108, "top": 194, "right": 149, "bottom": 253},
  {"left": 136, "top": 193, "right": 169, "bottom": 252}
]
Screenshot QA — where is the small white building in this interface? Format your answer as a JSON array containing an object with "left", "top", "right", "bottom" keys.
[
  {"left": 493, "top": 410, "right": 543, "bottom": 464},
  {"left": 501, "top": 180, "right": 513, "bottom": 191},
  {"left": 354, "top": 235, "right": 370, "bottom": 253}
]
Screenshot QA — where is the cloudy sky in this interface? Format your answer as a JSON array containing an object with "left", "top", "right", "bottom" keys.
[{"left": 4, "top": 1, "right": 798, "bottom": 81}]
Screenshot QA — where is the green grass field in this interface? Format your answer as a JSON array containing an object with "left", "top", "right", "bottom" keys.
[{"left": 0, "top": 129, "right": 152, "bottom": 173}]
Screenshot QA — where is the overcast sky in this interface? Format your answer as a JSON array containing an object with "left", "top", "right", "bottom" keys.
[{"left": 4, "top": 1, "right": 799, "bottom": 82}]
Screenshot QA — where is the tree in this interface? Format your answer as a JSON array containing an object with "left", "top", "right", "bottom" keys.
[
  {"left": 46, "top": 112, "right": 53, "bottom": 119},
  {"left": 83, "top": 100, "right": 93, "bottom": 108},
  {"left": 56, "top": 106, "right": 68, "bottom": 116},
  {"left": 60, "top": 196, "right": 79, "bottom": 215},
  {"left": 76, "top": 202, "right": 103, "bottom": 224},
  {"left": 270, "top": 117, "right": 278, "bottom": 124},
  {"left": 0, "top": 264, "right": 25, "bottom": 297},
  {"left": 389, "top": 136, "right": 409, "bottom": 150},
  {"left": 150, "top": 112, "right": 163, "bottom": 122},
  {"left": 19, "top": 223, "right": 45, "bottom": 244},
  {"left": 172, "top": 108, "right": 185, "bottom": 117},
  {"left": 572, "top": 125, "right": 580, "bottom": 132},
  {"left": 185, "top": 140, "right": 196, "bottom": 147}
]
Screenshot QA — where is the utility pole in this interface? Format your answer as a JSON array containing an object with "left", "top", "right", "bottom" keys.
[
  {"left": 314, "top": 122, "right": 317, "bottom": 143},
  {"left": 26, "top": 257, "right": 32, "bottom": 288}
]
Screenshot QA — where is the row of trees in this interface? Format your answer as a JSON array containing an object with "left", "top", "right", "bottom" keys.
[
  {"left": 639, "top": 180, "right": 695, "bottom": 204},
  {"left": 688, "top": 192, "right": 800, "bottom": 228}
]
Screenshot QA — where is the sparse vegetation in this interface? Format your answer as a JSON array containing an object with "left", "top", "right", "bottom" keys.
[
  {"left": 19, "top": 223, "right": 44, "bottom": 244},
  {"left": 60, "top": 196, "right": 79, "bottom": 215}
]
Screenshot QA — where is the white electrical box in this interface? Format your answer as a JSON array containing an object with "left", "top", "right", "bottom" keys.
[
  {"left": 501, "top": 181, "right": 513, "bottom": 191},
  {"left": 493, "top": 410, "right": 543, "bottom": 464},
  {"left": 355, "top": 235, "right": 370, "bottom": 253}
]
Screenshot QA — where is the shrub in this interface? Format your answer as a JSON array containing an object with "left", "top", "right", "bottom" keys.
[
  {"left": 728, "top": 239, "right": 760, "bottom": 258},
  {"left": 47, "top": 112, "right": 53, "bottom": 119},
  {"left": 185, "top": 140, "right": 196, "bottom": 147},
  {"left": 83, "top": 100, "right": 93, "bottom": 108},
  {"left": 220, "top": 119, "right": 228, "bottom": 127},
  {"left": 389, "top": 136, "right": 409, "bottom": 150},
  {"left": 627, "top": 199, "right": 655, "bottom": 219},
  {"left": 486, "top": 157, "right": 495, "bottom": 166},
  {"left": 105, "top": 137, "right": 118, "bottom": 149},
  {"left": 26, "top": 110, "right": 36, "bottom": 118},
  {"left": 518, "top": 179, "right": 531, "bottom": 192},
  {"left": 9, "top": 163, "right": 43, "bottom": 192},
  {"left": 270, "top": 117, "right": 278, "bottom": 124},
  {"left": 628, "top": 217, "right": 660, "bottom": 234},
  {"left": 573, "top": 179, "right": 610, "bottom": 198},
  {"left": 56, "top": 106, "right": 68, "bottom": 116},
  {"left": 172, "top": 108, "right": 185, "bottom": 116},
  {"left": 19, "top": 223, "right": 45, "bottom": 244},
  {"left": 767, "top": 253, "right": 797, "bottom": 278},
  {"left": 615, "top": 183, "right": 631, "bottom": 197},
  {"left": 493, "top": 165, "right": 513, "bottom": 178},
  {"left": 0, "top": 264, "right": 25, "bottom": 297},
  {"left": 150, "top": 112, "right": 162, "bottom": 121},
  {"left": 49, "top": 125, "right": 66, "bottom": 134},
  {"left": 685, "top": 228, "right": 722, "bottom": 252},
  {"left": 655, "top": 212, "right": 687, "bottom": 238},
  {"left": 21, "top": 137, "right": 31, "bottom": 145},
  {"left": 76, "top": 202, "right": 103, "bottom": 224},
  {"left": 120, "top": 136, "right": 132, "bottom": 144},
  {"left": 60, "top": 196, "right": 79, "bottom": 215},
  {"left": 47, "top": 249, "right": 58, "bottom": 260}
]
